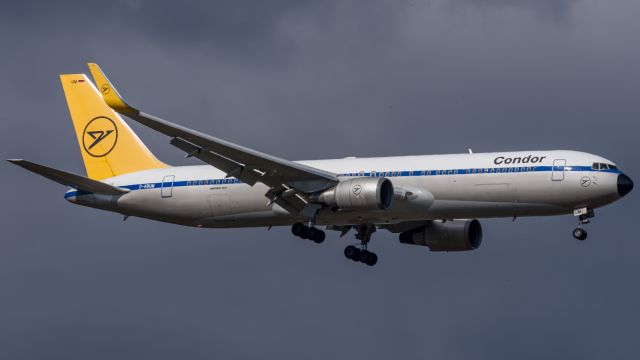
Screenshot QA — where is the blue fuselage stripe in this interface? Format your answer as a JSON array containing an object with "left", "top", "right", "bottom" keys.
[{"left": 63, "top": 165, "right": 621, "bottom": 198}]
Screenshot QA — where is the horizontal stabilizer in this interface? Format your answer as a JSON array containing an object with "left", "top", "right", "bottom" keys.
[{"left": 7, "top": 159, "right": 129, "bottom": 195}]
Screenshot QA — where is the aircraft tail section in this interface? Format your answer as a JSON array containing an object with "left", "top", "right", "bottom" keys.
[{"left": 60, "top": 73, "right": 168, "bottom": 180}]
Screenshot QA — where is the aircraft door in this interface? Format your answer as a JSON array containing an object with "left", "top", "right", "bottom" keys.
[
  {"left": 161, "top": 175, "right": 175, "bottom": 197},
  {"left": 551, "top": 159, "right": 566, "bottom": 181}
]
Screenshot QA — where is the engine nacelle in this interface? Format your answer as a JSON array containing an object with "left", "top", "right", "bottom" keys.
[
  {"left": 317, "top": 177, "right": 394, "bottom": 211},
  {"left": 399, "top": 219, "right": 483, "bottom": 251}
]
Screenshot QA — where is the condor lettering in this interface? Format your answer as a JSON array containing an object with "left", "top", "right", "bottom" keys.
[{"left": 494, "top": 155, "right": 546, "bottom": 165}]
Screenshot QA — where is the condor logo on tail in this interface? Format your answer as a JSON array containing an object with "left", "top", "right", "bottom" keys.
[{"left": 82, "top": 116, "right": 118, "bottom": 157}]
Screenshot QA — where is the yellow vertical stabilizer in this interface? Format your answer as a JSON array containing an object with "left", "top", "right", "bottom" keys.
[{"left": 60, "top": 74, "right": 168, "bottom": 180}]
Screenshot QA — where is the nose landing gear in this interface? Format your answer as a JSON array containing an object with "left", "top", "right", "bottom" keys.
[{"left": 572, "top": 208, "right": 594, "bottom": 241}]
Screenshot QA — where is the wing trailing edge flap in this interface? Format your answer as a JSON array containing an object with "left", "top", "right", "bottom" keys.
[
  {"left": 170, "top": 137, "right": 311, "bottom": 214},
  {"left": 170, "top": 137, "right": 262, "bottom": 186}
]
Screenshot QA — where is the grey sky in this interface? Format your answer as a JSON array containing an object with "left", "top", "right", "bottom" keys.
[{"left": 1, "top": 1, "right": 639, "bottom": 359}]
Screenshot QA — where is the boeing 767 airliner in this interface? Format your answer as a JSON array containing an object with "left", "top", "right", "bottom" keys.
[{"left": 8, "top": 63, "right": 633, "bottom": 266}]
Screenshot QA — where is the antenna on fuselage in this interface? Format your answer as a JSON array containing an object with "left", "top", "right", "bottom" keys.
[{"left": 468, "top": 148, "right": 473, "bottom": 154}]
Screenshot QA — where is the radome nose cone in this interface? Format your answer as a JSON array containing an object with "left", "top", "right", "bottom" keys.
[{"left": 617, "top": 174, "right": 633, "bottom": 197}]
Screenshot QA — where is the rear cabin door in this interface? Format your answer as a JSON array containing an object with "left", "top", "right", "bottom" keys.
[
  {"left": 161, "top": 175, "right": 175, "bottom": 197},
  {"left": 551, "top": 159, "right": 566, "bottom": 181}
]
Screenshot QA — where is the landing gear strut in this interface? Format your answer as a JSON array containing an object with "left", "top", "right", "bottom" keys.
[
  {"left": 343, "top": 224, "right": 378, "bottom": 266},
  {"left": 572, "top": 208, "right": 594, "bottom": 241},
  {"left": 291, "top": 223, "right": 325, "bottom": 243}
]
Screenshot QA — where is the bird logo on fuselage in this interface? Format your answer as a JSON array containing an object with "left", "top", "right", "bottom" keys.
[{"left": 82, "top": 116, "right": 118, "bottom": 157}]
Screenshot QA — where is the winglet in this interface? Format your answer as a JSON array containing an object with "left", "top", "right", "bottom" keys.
[{"left": 87, "top": 63, "right": 138, "bottom": 115}]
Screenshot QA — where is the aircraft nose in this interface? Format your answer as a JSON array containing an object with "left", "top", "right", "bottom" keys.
[{"left": 617, "top": 173, "right": 634, "bottom": 197}]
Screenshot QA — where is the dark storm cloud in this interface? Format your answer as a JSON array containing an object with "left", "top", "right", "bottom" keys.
[
  {"left": 1, "top": 1, "right": 639, "bottom": 359},
  {"left": 453, "top": 0, "right": 578, "bottom": 18}
]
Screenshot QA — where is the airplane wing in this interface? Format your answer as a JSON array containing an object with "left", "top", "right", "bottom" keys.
[
  {"left": 88, "top": 63, "right": 338, "bottom": 215},
  {"left": 7, "top": 159, "right": 129, "bottom": 195}
]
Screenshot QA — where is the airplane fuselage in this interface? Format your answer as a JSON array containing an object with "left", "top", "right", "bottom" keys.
[{"left": 65, "top": 150, "right": 628, "bottom": 228}]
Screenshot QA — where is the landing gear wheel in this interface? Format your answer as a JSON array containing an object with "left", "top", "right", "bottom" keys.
[
  {"left": 299, "top": 226, "right": 311, "bottom": 240},
  {"left": 351, "top": 248, "right": 362, "bottom": 262},
  {"left": 291, "top": 223, "right": 305, "bottom": 237},
  {"left": 292, "top": 223, "right": 325, "bottom": 243},
  {"left": 344, "top": 246, "right": 378, "bottom": 266},
  {"left": 309, "top": 228, "right": 326, "bottom": 243},
  {"left": 365, "top": 253, "right": 378, "bottom": 266},
  {"left": 359, "top": 250, "right": 371, "bottom": 263},
  {"left": 343, "top": 224, "right": 380, "bottom": 266},
  {"left": 573, "top": 227, "right": 587, "bottom": 241},
  {"left": 358, "top": 250, "right": 378, "bottom": 266},
  {"left": 344, "top": 245, "right": 358, "bottom": 259}
]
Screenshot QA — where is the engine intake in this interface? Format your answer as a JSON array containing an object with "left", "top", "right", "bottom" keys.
[
  {"left": 399, "top": 219, "right": 482, "bottom": 251},
  {"left": 317, "top": 177, "right": 394, "bottom": 211}
]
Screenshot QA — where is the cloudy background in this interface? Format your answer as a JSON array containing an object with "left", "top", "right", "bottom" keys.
[{"left": 1, "top": 0, "right": 639, "bottom": 358}]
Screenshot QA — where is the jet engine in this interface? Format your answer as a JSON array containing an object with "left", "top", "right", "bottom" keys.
[
  {"left": 399, "top": 219, "right": 483, "bottom": 251},
  {"left": 316, "top": 177, "right": 394, "bottom": 211}
]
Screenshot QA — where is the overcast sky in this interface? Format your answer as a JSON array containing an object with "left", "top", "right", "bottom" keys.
[{"left": 1, "top": 1, "right": 639, "bottom": 359}]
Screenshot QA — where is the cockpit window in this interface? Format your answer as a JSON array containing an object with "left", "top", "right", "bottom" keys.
[{"left": 592, "top": 162, "right": 617, "bottom": 171}]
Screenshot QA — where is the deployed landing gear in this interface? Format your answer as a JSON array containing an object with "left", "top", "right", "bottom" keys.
[
  {"left": 573, "top": 227, "right": 587, "bottom": 241},
  {"left": 343, "top": 224, "right": 379, "bottom": 266},
  {"left": 572, "top": 208, "right": 594, "bottom": 241},
  {"left": 291, "top": 223, "right": 325, "bottom": 243},
  {"left": 344, "top": 245, "right": 378, "bottom": 266}
]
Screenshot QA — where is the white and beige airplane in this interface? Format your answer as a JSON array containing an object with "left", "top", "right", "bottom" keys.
[{"left": 8, "top": 63, "right": 633, "bottom": 266}]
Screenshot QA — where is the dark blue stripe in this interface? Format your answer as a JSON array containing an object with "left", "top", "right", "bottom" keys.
[{"left": 63, "top": 165, "right": 621, "bottom": 198}]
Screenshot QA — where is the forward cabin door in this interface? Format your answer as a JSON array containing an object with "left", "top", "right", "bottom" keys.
[
  {"left": 161, "top": 175, "right": 175, "bottom": 197},
  {"left": 551, "top": 159, "right": 566, "bottom": 181}
]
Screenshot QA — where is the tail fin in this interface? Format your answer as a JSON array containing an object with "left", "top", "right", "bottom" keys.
[{"left": 60, "top": 73, "right": 168, "bottom": 180}]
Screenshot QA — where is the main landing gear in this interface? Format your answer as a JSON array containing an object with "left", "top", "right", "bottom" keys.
[
  {"left": 291, "top": 223, "right": 326, "bottom": 243},
  {"left": 572, "top": 208, "right": 594, "bottom": 241},
  {"left": 344, "top": 224, "right": 378, "bottom": 266}
]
